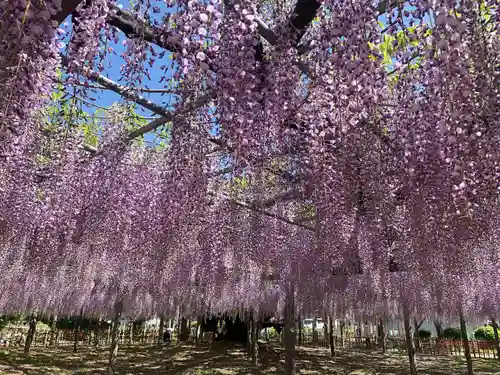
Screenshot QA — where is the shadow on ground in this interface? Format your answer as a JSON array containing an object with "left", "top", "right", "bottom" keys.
[{"left": 0, "top": 343, "right": 499, "bottom": 374}]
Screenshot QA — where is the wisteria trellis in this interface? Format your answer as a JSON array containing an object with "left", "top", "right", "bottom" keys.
[{"left": 0, "top": 0, "right": 499, "bottom": 326}]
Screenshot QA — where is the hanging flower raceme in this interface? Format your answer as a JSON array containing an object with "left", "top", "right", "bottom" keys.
[{"left": 0, "top": 0, "right": 62, "bottom": 248}]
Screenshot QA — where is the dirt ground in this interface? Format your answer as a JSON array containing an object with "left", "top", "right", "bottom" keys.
[{"left": 0, "top": 343, "right": 499, "bottom": 375}]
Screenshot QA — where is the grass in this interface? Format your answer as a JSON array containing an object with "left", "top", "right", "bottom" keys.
[{"left": 0, "top": 342, "right": 499, "bottom": 375}]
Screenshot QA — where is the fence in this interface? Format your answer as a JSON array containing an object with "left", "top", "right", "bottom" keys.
[
  {"left": 271, "top": 330, "right": 499, "bottom": 360},
  {"left": 0, "top": 326, "right": 164, "bottom": 348},
  {"left": 2, "top": 325, "right": 499, "bottom": 361}
]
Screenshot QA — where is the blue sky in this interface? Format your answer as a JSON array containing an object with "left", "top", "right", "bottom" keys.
[
  {"left": 59, "top": 1, "right": 176, "bottom": 119},
  {"left": 56, "top": 1, "right": 426, "bottom": 145}
]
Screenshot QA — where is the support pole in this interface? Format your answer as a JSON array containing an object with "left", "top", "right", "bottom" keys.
[
  {"left": 24, "top": 314, "right": 37, "bottom": 356},
  {"left": 284, "top": 285, "right": 296, "bottom": 375},
  {"left": 298, "top": 314, "right": 302, "bottom": 346},
  {"left": 378, "top": 318, "right": 386, "bottom": 354},
  {"left": 107, "top": 300, "right": 123, "bottom": 375},
  {"left": 312, "top": 315, "right": 318, "bottom": 345},
  {"left": 158, "top": 315, "right": 165, "bottom": 344},
  {"left": 251, "top": 312, "right": 258, "bottom": 369},
  {"left": 403, "top": 304, "right": 418, "bottom": 375},
  {"left": 49, "top": 315, "right": 58, "bottom": 346},
  {"left": 458, "top": 307, "right": 474, "bottom": 375},
  {"left": 328, "top": 315, "right": 335, "bottom": 356},
  {"left": 74, "top": 308, "right": 83, "bottom": 353},
  {"left": 413, "top": 318, "right": 421, "bottom": 351},
  {"left": 491, "top": 318, "right": 500, "bottom": 361},
  {"left": 340, "top": 321, "right": 345, "bottom": 348}
]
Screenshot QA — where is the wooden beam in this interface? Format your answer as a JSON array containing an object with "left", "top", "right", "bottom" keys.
[
  {"left": 54, "top": 0, "right": 84, "bottom": 25},
  {"left": 60, "top": 55, "right": 172, "bottom": 117}
]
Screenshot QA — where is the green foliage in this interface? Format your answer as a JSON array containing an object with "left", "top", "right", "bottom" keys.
[
  {"left": 56, "top": 316, "right": 111, "bottom": 331},
  {"left": 0, "top": 313, "right": 25, "bottom": 330},
  {"left": 266, "top": 326, "right": 279, "bottom": 339},
  {"left": 443, "top": 327, "right": 463, "bottom": 340},
  {"left": 418, "top": 329, "right": 431, "bottom": 339},
  {"left": 474, "top": 325, "right": 498, "bottom": 341}
]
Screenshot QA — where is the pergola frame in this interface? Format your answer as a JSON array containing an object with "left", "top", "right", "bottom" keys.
[{"left": 49, "top": 0, "right": 407, "bottom": 274}]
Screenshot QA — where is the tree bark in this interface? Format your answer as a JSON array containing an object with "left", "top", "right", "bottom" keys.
[
  {"left": 94, "top": 325, "right": 100, "bottom": 347},
  {"left": 328, "top": 316, "right": 335, "bottom": 356},
  {"left": 434, "top": 320, "right": 444, "bottom": 339},
  {"left": 340, "top": 321, "right": 345, "bottom": 348},
  {"left": 107, "top": 300, "right": 123, "bottom": 375},
  {"left": 180, "top": 317, "right": 189, "bottom": 341},
  {"left": 323, "top": 315, "right": 329, "bottom": 344},
  {"left": 403, "top": 304, "right": 418, "bottom": 375},
  {"left": 74, "top": 308, "right": 83, "bottom": 353},
  {"left": 284, "top": 286, "right": 296, "bottom": 375},
  {"left": 413, "top": 318, "right": 421, "bottom": 351},
  {"left": 298, "top": 314, "right": 302, "bottom": 346},
  {"left": 158, "top": 316, "right": 165, "bottom": 344},
  {"left": 458, "top": 308, "right": 474, "bottom": 375},
  {"left": 24, "top": 315, "right": 37, "bottom": 355},
  {"left": 378, "top": 318, "right": 386, "bottom": 354},
  {"left": 491, "top": 318, "right": 500, "bottom": 361},
  {"left": 312, "top": 315, "right": 318, "bottom": 345},
  {"left": 49, "top": 315, "right": 57, "bottom": 346},
  {"left": 251, "top": 314, "right": 258, "bottom": 368}
]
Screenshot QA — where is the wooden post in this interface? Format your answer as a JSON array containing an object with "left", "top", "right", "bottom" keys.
[
  {"left": 340, "top": 320, "right": 345, "bottom": 348},
  {"left": 312, "top": 315, "right": 318, "bottom": 345},
  {"left": 489, "top": 318, "right": 500, "bottom": 361},
  {"left": 323, "top": 315, "right": 329, "bottom": 345},
  {"left": 458, "top": 307, "right": 474, "bottom": 375},
  {"left": 403, "top": 304, "right": 418, "bottom": 375},
  {"left": 328, "top": 316, "right": 335, "bottom": 356},
  {"left": 49, "top": 315, "right": 57, "bottom": 346},
  {"left": 378, "top": 318, "right": 386, "bottom": 354},
  {"left": 413, "top": 318, "right": 421, "bottom": 351},
  {"left": 298, "top": 314, "right": 302, "bottom": 346},
  {"left": 251, "top": 312, "right": 258, "bottom": 368},
  {"left": 434, "top": 319, "right": 444, "bottom": 339},
  {"left": 158, "top": 315, "right": 165, "bottom": 344},
  {"left": 180, "top": 317, "right": 189, "bottom": 342},
  {"left": 43, "top": 330, "right": 49, "bottom": 347},
  {"left": 74, "top": 308, "right": 83, "bottom": 353},
  {"left": 284, "top": 285, "right": 296, "bottom": 375},
  {"left": 24, "top": 314, "right": 37, "bottom": 355},
  {"left": 129, "top": 322, "right": 133, "bottom": 344},
  {"left": 107, "top": 300, "right": 123, "bottom": 375}
]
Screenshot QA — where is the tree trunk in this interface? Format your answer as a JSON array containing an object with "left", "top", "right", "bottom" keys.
[
  {"left": 94, "top": 326, "right": 100, "bottom": 347},
  {"left": 378, "top": 318, "right": 386, "bottom": 354},
  {"left": 298, "top": 314, "right": 302, "bottom": 346},
  {"left": 328, "top": 316, "right": 335, "bottom": 356},
  {"left": 323, "top": 315, "right": 329, "bottom": 344},
  {"left": 251, "top": 314, "right": 258, "bottom": 368},
  {"left": 158, "top": 316, "right": 165, "bottom": 344},
  {"left": 74, "top": 308, "right": 83, "bottom": 353},
  {"left": 312, "top": 315, "right": 318, "bottom": 345},
  {"left": 413, "top": 318, "right": 421, "bottom": 351},
  {"left": 403, "top": 304, "right": 417, "bottom": 375},
  {"left": 340, "top": 321, "right": 345, "bottom": 348},
  {"left": 284, "top": 286, "right": 296, "bottom": 375},
  {"left": 180, "top": 317, "right": 189, "bottom": 341},
  {"left": 491, "top": 318, "right": 500, "bottom": 361},
  {"left": 458, "top": 308, "right": 474, "bottom": 375},
  {"left": 49, "top": 315, "right": 57, "bottom": 346},
  {"left": 434, "top": 320, "right": 444, "bottom": 339},
  {"left": 107, "top": 300, "right": 123, "bottom": 375},
  {"left": 196, "top": 316, "right": 202, "bottom": 344},
  {"left": 24, "top": 315, "right": 37, "bottom": 355}
]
